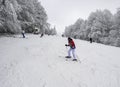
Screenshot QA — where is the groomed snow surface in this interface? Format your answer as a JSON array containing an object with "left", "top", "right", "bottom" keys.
[{"left": 0, "top": 35, "right": 120, "bottom": 87}]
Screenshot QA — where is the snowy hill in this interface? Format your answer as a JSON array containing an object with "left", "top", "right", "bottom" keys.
[{"left": 0, "top": 35, "right": 120, "bottom": 87}]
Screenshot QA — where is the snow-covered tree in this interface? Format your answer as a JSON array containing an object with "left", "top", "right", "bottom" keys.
[
  {"left": 64, "top": 9, "right": 120, "bottom": 47},
  {"left": 64, "top": 18, "right": 87, "bottom": 39},
  {"left": 87, "top": 10, "right": 113, "bottom": 42},
  {"left": 0, "top": 0, "right": 49, "bottom": 34},
  {"left": 113, "top": 8, "right": 120, "bottom": 37},
  {"left": 50, "top": 26, "right": 57, "bottom": 35}
]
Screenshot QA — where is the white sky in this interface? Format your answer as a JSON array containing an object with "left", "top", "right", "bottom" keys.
[{"left": 39, "top": 0, "right": 120, "bottom": 34}]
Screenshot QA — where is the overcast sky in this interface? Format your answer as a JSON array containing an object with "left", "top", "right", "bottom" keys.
[{"left": 39, "top": 0, "right": 120, "bottom": 34}]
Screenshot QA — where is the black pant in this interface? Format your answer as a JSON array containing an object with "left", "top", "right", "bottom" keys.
[{"left": 22, "top": 33, "right": 25, "bottom": 38}]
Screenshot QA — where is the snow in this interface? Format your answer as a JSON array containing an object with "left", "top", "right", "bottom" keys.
[{"left": 0, "top": 34, "right": 120, "bottom": 87}]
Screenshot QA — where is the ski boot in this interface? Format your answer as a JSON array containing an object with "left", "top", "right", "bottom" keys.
[
  {"left": 65, "top": 56, "right": 71, "bottom": 58},
  {"left": 72, "top": 59, "right": 77, "bottom": 61}
]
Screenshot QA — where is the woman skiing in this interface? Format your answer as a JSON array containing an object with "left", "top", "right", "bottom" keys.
[{"left": 65, "top": 37, "right": 77, "bottom": 61}]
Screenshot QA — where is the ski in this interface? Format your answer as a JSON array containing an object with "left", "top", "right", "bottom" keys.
[{"left": 59, "top": 56, "right": 81, "bottom": 63}]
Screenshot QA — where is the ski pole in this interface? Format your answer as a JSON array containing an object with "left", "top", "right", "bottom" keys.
[{"left": 76, "top": 51, "right": 81, "bottom": 63}]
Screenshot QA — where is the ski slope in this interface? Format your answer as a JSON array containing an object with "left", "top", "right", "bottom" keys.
[{"left": 0, "top": 35, "right": 120, "bottom": 87}]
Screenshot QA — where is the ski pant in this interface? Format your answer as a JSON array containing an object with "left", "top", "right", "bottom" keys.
[
  {"left": 68, "top": 48, "right": 76, "bottom": 59},
  {"left": 22, "top": 33, "right": 25, "bottom": 38}
]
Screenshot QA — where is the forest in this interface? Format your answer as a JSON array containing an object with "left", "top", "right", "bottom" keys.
[
  {"left": 64, "top": 9, "right": 120, "bottom": 47},
  {"left": 0, "top": 0, "right": 57, "bottom": 35}
]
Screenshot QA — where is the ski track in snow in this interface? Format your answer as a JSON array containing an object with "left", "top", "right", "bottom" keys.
[{"left": 0, "top": 35, "right": 120, "bottom": 87}]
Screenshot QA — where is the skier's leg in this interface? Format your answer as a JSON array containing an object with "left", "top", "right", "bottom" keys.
[
  {"left": 72, "top": 49, "right": 77, "bottom": 61},
  {"left": 72, "top": 49, "right": 76, "bottom": 59},
  {"left": 23, "top": 34, "right": 25, "bottom": 38},
  {"left": 68, "top": 48, "right": 72, "bottom": 57}
]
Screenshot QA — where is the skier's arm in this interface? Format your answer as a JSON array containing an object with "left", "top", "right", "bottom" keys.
[{"left": 65, "top": 44, "right": 69, "bottom": 46}]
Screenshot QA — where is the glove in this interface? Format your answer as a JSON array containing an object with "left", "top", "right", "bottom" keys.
[{"left": 65, "top": 44, "right": 68, "bottom": 46}]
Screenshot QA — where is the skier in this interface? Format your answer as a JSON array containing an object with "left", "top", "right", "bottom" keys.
[
  {"left": 40, "top": 33, "right": 44, "bottom": 38},
  {"left": 65, "top": 37, "right": 77, "bottom": 61},
  {"left": 21, "top": 29, "right": 25, "bottom": 38},
  {"left": 90, "top": 37, "right": 92, "bottom": 43}
]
